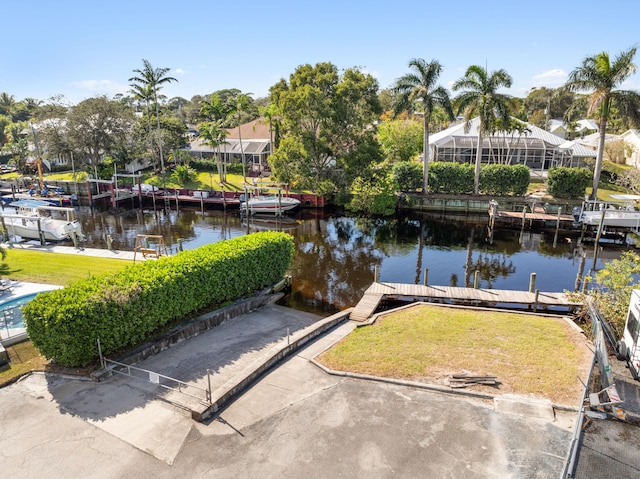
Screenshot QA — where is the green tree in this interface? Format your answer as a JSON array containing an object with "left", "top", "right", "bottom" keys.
[
  {"left": 129, "top": 59, "right": 177, "bottom": 174},
  {"left": 270, "top": 62, "right": 382, "bottom": 191},
  {"left": 564, "top": 46, "right": 640, "bottom": 199},
  {"left": 198, "top": 120, "right": 229, "bottom": 182},
  {"left": 586, "top": 251, "right": 640, "bottom": 335},
  {"left": 393, "top": 58, "right": 454, "bottom": 193},
  {"left": 228, "top": 92, "right": 253, "bottom": 183},
  {"left": 66, "top": 96, "right": 134, "bottom": 177},
  {"left": 453, "top": 65, "right": 513, "bottom": 195},
  {"left": 392, "top": 161, "right": 422, "bottom": 191},
  {"left": 0, "top": 93, "right": 16, "bottom": 120},
  {"left": 378, "top": 118, "right": 423, "bottom": 163}
]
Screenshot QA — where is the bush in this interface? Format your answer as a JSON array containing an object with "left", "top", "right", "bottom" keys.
[
  {"left": 392, "top": 161, "right": 422, "bottom": 192},
  {"left": 429, "top": 162, "right": 474, "bottom": 194},
  {"left": 347, "top": 175, "right": 397, "bottom": 216},
  {"left": 23, "top": 232, "right": 294, "bottom": 367},
  {"left": 479, "top": 164, "right": 530, "bottom": 196},
  {"left": 547, "top": 167, "right": 591, "bottom": 198}
]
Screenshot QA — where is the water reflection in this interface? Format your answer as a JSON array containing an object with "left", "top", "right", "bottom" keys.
[{"left": 64, "top": 206, "right": 622, "bottom": 316}]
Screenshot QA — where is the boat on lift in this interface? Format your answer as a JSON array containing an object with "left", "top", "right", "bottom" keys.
[
  {"left": 241, "top": 181, "right": 301, "bottom": 215},
  {"left": 0, "top": 199, "right": 85, "bottom": 242},
  {"left": 575, "top": 194, "right": 640, "bottom": 228},
  {"left": 245, "top": 195, "right": 301, "bottom": 214}
]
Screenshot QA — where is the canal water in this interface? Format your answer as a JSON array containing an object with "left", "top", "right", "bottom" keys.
[{"left": 52, "top": 205, "right": 620, "bottom": 317}]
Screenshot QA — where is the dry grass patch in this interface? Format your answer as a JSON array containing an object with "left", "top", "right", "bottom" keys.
[{"left": 319, "top": 304, "right": 592, "bottom": 405}]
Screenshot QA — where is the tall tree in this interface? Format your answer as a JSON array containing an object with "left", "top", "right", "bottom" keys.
[
  {"left": 66, "top": 96, "right": 134, "bottom": 177},
  {"left": 198, "top": 120, "right": 229, "bottom": 182},
  {"left": 453, "top": 65, "right": 513, "bottom": 195},
  {"left": 0, "top": 92, "right": 16, "bottom": 120},
  {"left": 129, "top": 59, "right": 177, "bottom": 174},
  {"left": 228, "top": 92, "right": 252, "bottom": 183},
  {"left": 393, "top": 58, "right": 454, "bottom": 193},
  {"left": 270, "top": 62, "right": 382, "bottom": 192},
  {"left": 565, "top": 46, "right": 640, "bottom": 199}
]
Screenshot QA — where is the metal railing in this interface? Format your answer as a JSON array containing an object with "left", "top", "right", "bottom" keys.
[{"left": 97, "top": 339, "right": 212, "bottom": 406}]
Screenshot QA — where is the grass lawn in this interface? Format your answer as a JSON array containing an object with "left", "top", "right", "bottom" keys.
[
  {"left": 1, "top": 248, "right": 132, "bottom": 285},
  {"left": 319, "top": 303, "right": 592, "bottom": 405},
  {"left": 0, "top": 248, "right": 136, "bottom": 386}
]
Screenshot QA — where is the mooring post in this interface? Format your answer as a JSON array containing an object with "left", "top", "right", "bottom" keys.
[
  {"left": 533, "top": 289, "right": 540, "bottom": 311},
  {"left": 206, "top": 369, "right": 212, "bottom": 404},
  {"left": 423, "top": 268, "right": 429, "bottom": 286},
  {"left": 473, "top": 270, "right": 479, "bottom": 289},
  {"left": 529, "top": 272, "right": 536, "bottom": 293},
  {"left": 374, "top": 265, "right": 379, "bottom": 283},
  {"left": 106, "top": 234, "right": 113, "bottom": 251}
]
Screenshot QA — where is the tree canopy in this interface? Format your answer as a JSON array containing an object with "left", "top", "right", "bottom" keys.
[{"left": 269, "top": 62, "right": 382, "bottom": 193}]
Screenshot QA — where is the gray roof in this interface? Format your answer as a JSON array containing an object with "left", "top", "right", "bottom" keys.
[{"left": 429, "top": 117, "right": 596, "bottom": 158}]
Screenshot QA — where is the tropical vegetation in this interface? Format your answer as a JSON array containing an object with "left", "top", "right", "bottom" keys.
[
  {"left": 564, "top": 46, "right": 640, "bottom": 199},
  {"left": 1, "top": 47, "right": 639, "bottom": 215}
]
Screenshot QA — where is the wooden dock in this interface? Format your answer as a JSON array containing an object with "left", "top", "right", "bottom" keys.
[{"left": 350, "top": 282, "right": 578, "bottom": 322}]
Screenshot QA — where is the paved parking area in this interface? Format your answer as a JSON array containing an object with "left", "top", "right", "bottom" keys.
[{"left": 0, "top": 304, "right": 580, "bottom": 478}]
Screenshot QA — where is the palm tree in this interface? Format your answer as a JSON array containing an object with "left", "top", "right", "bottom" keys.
[
  {"left": 392, "top": 58, "right": 453, "bottom": 193},
  {"left": 228, "top": 93, "right": 252, "bottom": 183},
  {"left": 129, "top": 59, "right": 177, "bottom": 174},
  {"left": 129, "top": 82, "right": 155, "bottom": 163},
  {"left": 198, "top": 120, "right": 229, "bottom": 182},
  {"left": 565, "top": 46, "right": 640, "bottom": 199},
  {"left": 0, "top": 92, "right": 16, "bottom": 120},
  {"left": 453, "top": 65, "right": 513, "bottom": 195}
]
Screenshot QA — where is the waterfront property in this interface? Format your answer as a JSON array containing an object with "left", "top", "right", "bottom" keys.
[{"left": 428, "top": 117, "right": 596, "bottom": 174}]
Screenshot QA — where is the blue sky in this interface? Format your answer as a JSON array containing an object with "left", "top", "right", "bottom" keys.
[{"left": 3, "top": 0, "right": 639, "bottom": 105}]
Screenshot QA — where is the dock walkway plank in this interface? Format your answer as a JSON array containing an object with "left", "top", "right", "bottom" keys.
[{"left": 350, "top": 282, "right": 577, "bottom": 322}]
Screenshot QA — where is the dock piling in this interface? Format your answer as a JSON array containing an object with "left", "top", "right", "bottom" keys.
[{"left": 529, "top": 273, "right": 536, "bottom": 293}]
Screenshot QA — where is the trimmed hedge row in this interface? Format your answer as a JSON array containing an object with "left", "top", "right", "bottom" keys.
[
  {"left": 547, "top": 167, "right": 591, "bottom": 198},
  {"left": 23, "top": 232, "right": 295, "bottom": 367},
  {"left": 479, "top": 164, "right": 530, "bottom": 196},
  {"left": 429, "top": 162, "right": 474, "bottom": 194}
]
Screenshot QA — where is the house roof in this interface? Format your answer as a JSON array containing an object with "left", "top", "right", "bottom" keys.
[
  {"left": 429, "top": 117, "right": 596, "bottom": 158},
  {"left": 576, "top": 132, "right": 619, "bottom": 148},
  {"left": 621, "top": 129, "right": 640, "bottom": 142},
  {"left": 225, "top": 119, "right": 270, "bottom": 140}
]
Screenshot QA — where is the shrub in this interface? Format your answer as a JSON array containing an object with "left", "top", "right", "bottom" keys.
[
  {"left": 479, "top": 164, "right": 530, "bottom": 196},
  {"left": 429, "top": 162, "right": 474, "bottom": 194},
  {"left": 392, "top": 161, "right": 422, "bottom": 192},
  {"left": 23, "top": 232, "right": 294, "bottom": 367},
  {"left": 547, "top": 167, "right": 591, "bottom": 198}
]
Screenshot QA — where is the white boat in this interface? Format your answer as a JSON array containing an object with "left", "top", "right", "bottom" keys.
[
  {"left": 1, "top": 200, "right": 85, "bottom": 242},
  {"left": 577, "top": 195, "right": 640, "bottom": 228},
  {"left": 245, "top": 195, "right": 301, "bottom": 214}
]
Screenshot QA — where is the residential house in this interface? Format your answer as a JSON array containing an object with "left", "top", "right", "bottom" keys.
[
  {"left": 428, "top": 117, "right": 596, "bottom": 176},
  {"left": 187, "top": 119, "right": 272, "bottom": 175}
]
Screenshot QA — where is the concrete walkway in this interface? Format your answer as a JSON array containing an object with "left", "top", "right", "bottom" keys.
[{"left": 3, "top": 242, "right": 141, "bottom": 261}]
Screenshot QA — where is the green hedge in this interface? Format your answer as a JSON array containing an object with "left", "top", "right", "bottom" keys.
[
  {"left": 23, "top": 232, "right": 295, "bottom": 367},
  {"left": 429, "top": 162, "right": 474, "bottom": 194},
  {"left": 479, "top": 164, "right": 530, "bottom": 196},
  {"left": 547, "top": 167, "right": 591, "bottom": 198}
]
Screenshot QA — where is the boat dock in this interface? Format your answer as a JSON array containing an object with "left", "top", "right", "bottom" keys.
[
  {"left": 351, "top": 281, "right": 578, "bottom": 322},
  {"left": 488, "top": 200, "right": 576, "bottom": 229}
]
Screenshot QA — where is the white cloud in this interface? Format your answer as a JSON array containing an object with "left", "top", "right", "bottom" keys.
[
  {"left": 72, "top": 79, "right": 127, "bottom": 95},
  {"left": 531, "top": 69, "right": 567, "bottom": 88},
  {"left": 175, "top": 68, "right": 190, "bottom": 75}
]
